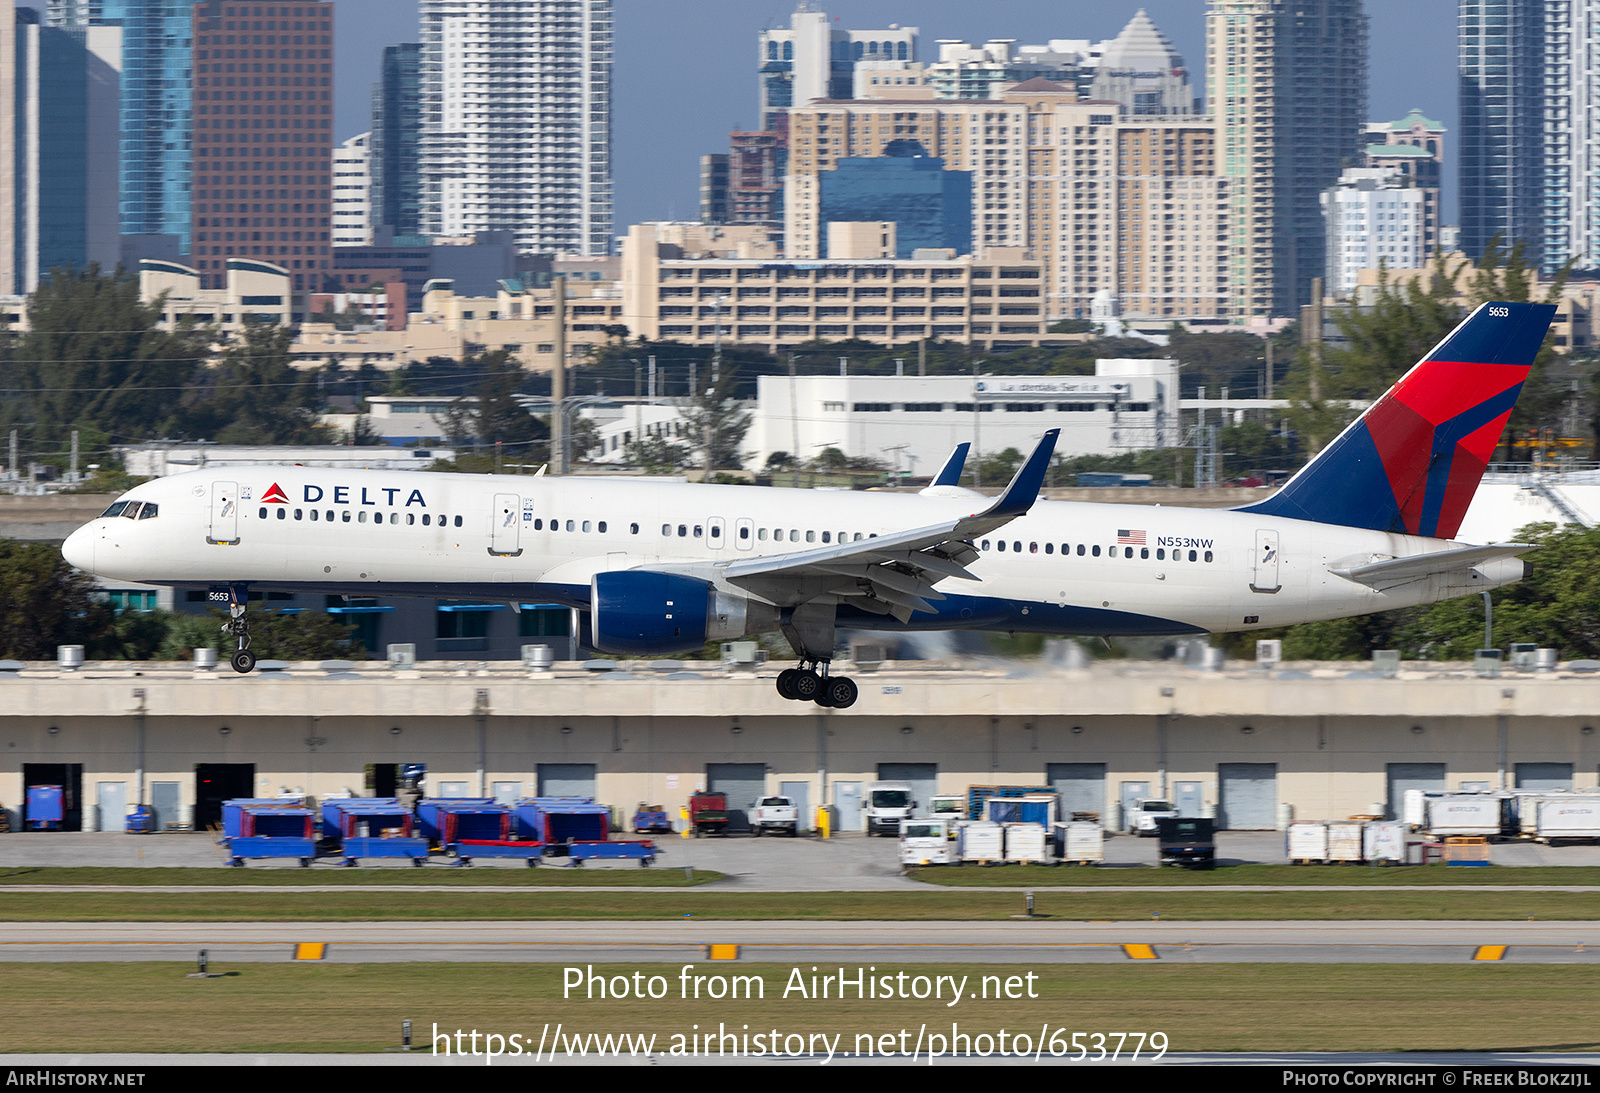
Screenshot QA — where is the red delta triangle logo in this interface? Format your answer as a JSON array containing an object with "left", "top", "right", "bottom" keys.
[{"left": 261, "top": 482, "right": 290, "bottom": 504}]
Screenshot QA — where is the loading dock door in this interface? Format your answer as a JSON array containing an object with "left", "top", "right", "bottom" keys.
[
  {"left": 1515, "top": 763, "right": 1574, "bottom": 791},
  {"left": 1387, "top": 763, "right": 1446, "bottom": 820},
  {"left": 707, "top": 763, "right": 766, "bottom": 832},
  {"left": 1218, "top": 763, "right": 1278, "bottom": 830},
  {"left": 878, "top": 762, "right": 937, "bottom": 819},
  {"left": 1048, "top": 763, "right": 1107, "bottom": 822},
  {"left": 193, "top": 763, "right": 254, "bottom": 831},
  {"left": 22, "top": 764, "right": 83, "bottom": 831},
  {"left": 537, "top": 763, "right": 596, "bottom": 799}
]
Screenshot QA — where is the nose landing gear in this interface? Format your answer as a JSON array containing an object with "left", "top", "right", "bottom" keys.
[{"left": 222, "top": 585, "right": 255, "bottom": 674}]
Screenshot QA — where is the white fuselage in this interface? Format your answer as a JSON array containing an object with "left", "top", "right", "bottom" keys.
[{"left": 62, "top": 466, "right": 1523, "bottom": 638}]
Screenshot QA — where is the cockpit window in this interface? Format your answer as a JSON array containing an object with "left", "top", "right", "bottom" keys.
[
  {"left": 137, "top": 503, "right": 158, "bottom": 520},
  {"left": 100, "top": 501, "right": 128, "bottom": 518},
  {"left": 121, "top": 502, "right": 143, "bottom": 520}
]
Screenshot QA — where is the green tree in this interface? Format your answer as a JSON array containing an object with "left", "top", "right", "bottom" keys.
[
  {"left": 175, "top": 320, "right": 327, "bottom": 444},
  {"left": 680, "top": 362, "right": 750, "bottom": 470},
  {"left": 3, "top": 265, "right": 211, "bottom": 463},
  {"left": 438, "top": 349, "right": 547, "bottom": 464},
  {"left": 1282, "top": 243, "right": 1569, "bottom": 457},
  {"left": 0, "top": 540, "right": 113, "bottom": 659}
]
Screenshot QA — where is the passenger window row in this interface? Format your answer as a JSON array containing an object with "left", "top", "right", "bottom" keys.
[
  {"left": 979, "top": 538, "right": 1214, "bottom": 563},
  {"left": 259, "top": 506, "right": 464, "bottom": 528}
]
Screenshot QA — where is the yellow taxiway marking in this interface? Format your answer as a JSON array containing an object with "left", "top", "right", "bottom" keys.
[
  {"left": 1122, "top": 943, "right": 1159, "bottom": 960},
  {"left": 293, "top": 942, "right": 328, "bottom": 960},
  {"left": 1473, "top": 945, "right": 1507, "bottom": 961}
]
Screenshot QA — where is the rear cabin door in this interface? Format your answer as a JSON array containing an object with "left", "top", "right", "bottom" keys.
[
  {"left": 1250, "top": 529, "right": 1281, "bottom": 593},
  {"left": 208, "top": 481, "right": 240, "bottom": 544},
  {"left": 490, "top": 493, "right": 521, "bottom": 556}
]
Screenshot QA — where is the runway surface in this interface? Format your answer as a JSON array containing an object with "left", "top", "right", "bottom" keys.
[{"left": 6, "top": 919, "right": 1600, "bottom": 964}]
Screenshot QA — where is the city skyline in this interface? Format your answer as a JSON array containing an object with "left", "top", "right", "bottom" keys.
[{"left": 15, "top": 1, "right": 1452, "bottom": 246}]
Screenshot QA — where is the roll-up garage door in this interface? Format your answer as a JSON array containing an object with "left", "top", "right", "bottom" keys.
[
  {"left": 537, "top": 763, "right": 597, "bottom": 799},
  {"left": 1386, "top": 763, "right": 1446, "bottom": 821},
  {"left": 1218, "top": 763, "right": 1277, "bottom": 830},
  {"left": 1515, "top": 763, "right": 1573, "bottom": 791},
  {"left": 1047, "top": 763, "right": 1106, "bottom": 822},
  {"left": 707, "top": 763, "right": 767, "bottom": 832}
]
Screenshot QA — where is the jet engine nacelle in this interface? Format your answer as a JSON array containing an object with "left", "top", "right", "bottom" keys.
[{"left": 589, "top": 570, "right": 779, "bottom": 656}]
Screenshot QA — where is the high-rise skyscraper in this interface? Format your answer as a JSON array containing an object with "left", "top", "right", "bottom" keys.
[
  {"left": 189, "top": 0, "right": 335, "bottom": 291},
  {"left": 370, "top": 42, "right": 421, "bottom": 241},
  {"left": 1458, "top": 0, "right": 1545, "bottom": 269},
  {"left": 49, "top": 1, "right": 193, "bottom": 251},
  {"left": 420, "top": 0, "right": 612, "bottom": 255},
  {"left": 758, "top": 6, "right": 918, "bottom": 129},
  {"left": 332, "top": 133, "right": 372, "bottom": 247},
  {"left": 1206, "top": 0, "right": 1367, "bottom": 318},
  {"left": 0, "top": 8, "right": 123, "bottom": 294}
]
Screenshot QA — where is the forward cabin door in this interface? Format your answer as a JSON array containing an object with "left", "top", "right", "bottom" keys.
[
  {"left": 490, "top": 493, "right": 521, "bottom": 556},
  {"left": 208, "top": 481, "right": 240, "bottom": 544},
  {"left": 1250, "top": 529, "right": 1281, "bottom": 593}
]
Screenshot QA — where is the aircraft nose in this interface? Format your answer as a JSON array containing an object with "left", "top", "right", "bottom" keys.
[{"left": 61, "top": 524, "right": 96, "bottom": 572}]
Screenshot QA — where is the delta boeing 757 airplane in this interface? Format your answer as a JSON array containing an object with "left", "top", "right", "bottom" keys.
[{"left": 62, "top": 301, "right": 1556, "bottom": 709}]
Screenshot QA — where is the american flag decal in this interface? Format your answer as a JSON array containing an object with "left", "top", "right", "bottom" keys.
[{"left": 1117, "top": 529, "right": 1146, "bottom": 545}]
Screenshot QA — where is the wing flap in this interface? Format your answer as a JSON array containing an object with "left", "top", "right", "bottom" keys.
[{"left": 721, "top": 429, "right": 1058, "bottom": 613}]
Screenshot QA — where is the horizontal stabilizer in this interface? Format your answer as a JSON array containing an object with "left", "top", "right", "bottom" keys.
[{"left": 1329, "top": 543, "right": 1533, "bottom": 588}]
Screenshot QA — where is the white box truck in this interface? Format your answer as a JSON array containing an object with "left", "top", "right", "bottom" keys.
[
  {"left": 1425, "top": 794, "right": 1507, "bottom": 837},
  {"left": 865, "top": 781, "right": 915, "bottom": 837},
  {"left": 1535, "top": 797, "right": 1600, "bottom": 841}
]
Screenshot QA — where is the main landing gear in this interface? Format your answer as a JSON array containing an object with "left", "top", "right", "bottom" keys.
[
  {"left": 773, "top": 602, "right": 857, "bottom": 707},
  {"left": 775, "top": 661, "right": 859, "bottom": 709},
  {"left": 222, "top": 584, "right": 255, "bottom": 674}
]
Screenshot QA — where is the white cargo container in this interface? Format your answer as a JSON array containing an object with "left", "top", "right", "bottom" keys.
[
  {"left": 1402, "top": 789, "right": 1434, "bottom": 830},
  {"left": 956, "top": 820, "right": 1004, "bottom": 863},
  {"left": 1362, "top": 820, "right": 1408, "bottom": 864},
  {"left": 1286, "top": 821, "right": 1329, "bottom": 863},
  {"left": 1425, "top": 795, "right": 1506, "bottom": 837},
  {"left": 1052, "top": 821, "right": 1105, "bottom": 865},
  {"left": 1535, "top": 797, "right": 1600, "bottom": 841},
  {"left": 900, "top": 818, "right": 955, "bottom": 865},
  {"left": 1002, "top": 822, "right": 1049, "bottom": 864},
  {"left": 1327, "top": 821, "right": 1365, "bottom": 862}
]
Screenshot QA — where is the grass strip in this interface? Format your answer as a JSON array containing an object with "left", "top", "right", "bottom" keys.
[
  {"left": 1, "top": 962, "right": 1596, "bottom": 1055},
  {"left": 0, "top": 887, "right": 1597, "bottom": 920}
]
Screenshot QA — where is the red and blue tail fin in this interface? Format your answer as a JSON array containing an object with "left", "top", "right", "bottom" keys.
[{"left": 1240, "top": 301, "right": 1556, "bottom": 539}]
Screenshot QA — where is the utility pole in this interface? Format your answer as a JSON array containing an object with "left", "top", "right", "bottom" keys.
[
  {"left": 971, "top": 358, "right": 985, "bottom": 488},
  {"left": 69, "top": 430, "right": 79, "bottom": 483},
  {"left": 550, "top": 275, "right": 566, "bottom": 474},
  {"left": 1263, "top": 337, "right": 1274, "bottom": 400},
  {"left": 789, "top": 353, "right": 800, "bottom": 475},
  {"left": 918, "top": 339, "right": 927, "bottom": 376}
]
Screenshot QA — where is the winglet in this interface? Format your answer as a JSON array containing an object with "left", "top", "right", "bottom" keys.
[
  {"left": 979, "top": 429, "right": 1058, "bottom": 519},
  {"left": 932, "top": 443, "right": 971, "bottom": 487}
]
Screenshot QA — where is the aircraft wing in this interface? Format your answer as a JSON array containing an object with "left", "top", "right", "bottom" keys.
[
  {"left": 1328, "top": 543, "right": 1534, "bottom": 589},
  {"left": 720, "top": 430, "right": 1058, "bottom": 622}
]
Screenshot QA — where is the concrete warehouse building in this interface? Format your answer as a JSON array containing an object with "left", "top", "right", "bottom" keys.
[{"left": 2, "top": 658, "right": 1596, "bottom": 836}]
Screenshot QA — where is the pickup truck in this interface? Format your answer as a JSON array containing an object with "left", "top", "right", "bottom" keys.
[
  {"left": 1129, "top": 798, "right": 1179, "bottom": 836},
  {"left": 752, "top": 795, "right": 799, "bottom": 837}
]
